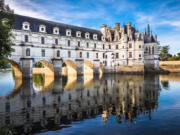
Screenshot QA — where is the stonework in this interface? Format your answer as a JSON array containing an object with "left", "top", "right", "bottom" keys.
[{"left": 0, "top": 2, "right": 159, "bottom": 77}]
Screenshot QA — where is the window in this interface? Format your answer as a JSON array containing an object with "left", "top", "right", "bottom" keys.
[
  {"left": 57, "top": 50, "right": 60, "bottom": 57},
  {"left": 24, "top": 35, "right": 28, "bottom": 42},
  {"left": 68, "top": 51, "right": 71, "bottom": 57},
  {"left": 129, "top": 52, "right": 132, "bottom": 58},
  {"left": 53, "top": 27, "right": 59, "bottom": 34},
  {"left": 22, "top": 22, "right": 30, "bottom": 30},
  {"left": 116, "top": 45, "right": 118, "bottom": 49},
  {"left": 87, "top": 52, "right": 89, "bottom": 58},
  {"left": 96, "top": 53, "right": 98, "bottom": 59},
  {"left": 129, "top": 43, "right": 132, "bottom": 48},
  {"left": 79, "top": 52, "right": 82, "bottom": 58},
  {"left": 103, "top": 53, "right": 105, "bottom": 58},
  {"left": 139, "top": 45, "right": 141, "bottom": 48},
  {"left": 5, "top": 102, "right": 10, "bottom": 112},
  {"left": 103, "top": 44, "right": 105, "bottom": 49},
  {"left": 152, "top": 46, "right": 154, "bottom": 54},
  {"left": 66, "top": 29, "right": 71, "bottom": 36},
  {"left": 87, "top": 42, "right": 89, "bottom": 48},
  {"left": 39, "top": 25, "right": 46, "bottom": 32},
  {"left": 105, "top": 61, "right": 107, "bottom": 66},
  {"left": 55, "top": 38, "right": 58, "bottom": 45},
  {"left": 42, "top": 97, "right": 46, "bottom": 105},
  {"left": 76, "top": 31, "right": 81, "bottom": 37},
  {"left": 41, "top": 37, "right": 45, "bottom": 44},
  {"left": 149, "top": 47, "right": 151, "bottom": 54},
  {"left": 78, "top": 41, "right": 80, "bottom": 47},
  {"left": 94, "top": 43, "right": 96, "bottom": 49},
  {"left": 26, "top": 48, "right": 30, "bottom": 56},
  {"left": 93, "top": 34, "right": 97, "bottom": 40},
  {"left": 139, "top": 54, "right": 141, "bottom": 58},
  {"left": 109, "top": 45, "right": 111, "bottom": 49},
  {"left": 85, "top": 33, "right": 90, "bottom": 39},
  {"left": 116, "top": 53, "right": 119, "bottom": 58},
  {"left": 68, "top": 40, "right": 70, "bottom": 46},
  {"left": 42, "top": 49, "right": 45, "bottom": 57}
]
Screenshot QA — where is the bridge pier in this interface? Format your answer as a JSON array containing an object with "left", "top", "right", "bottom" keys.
[
  {"left": 75, "top": 59, "right": 84, "bottom": 75},
  {"left": 21, "top": 58, "right": 33, "bottom": 78},
  {"left": 52, "top": 58, "right": 62, "bottom": 77}
]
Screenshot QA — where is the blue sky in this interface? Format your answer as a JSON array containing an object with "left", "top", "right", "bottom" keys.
[{"left": 5, "top": 0, "right": 180, "bottom": 54}]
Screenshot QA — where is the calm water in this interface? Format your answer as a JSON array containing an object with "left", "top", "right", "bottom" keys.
[{"left": 0, "top": 72, "right": 180, "bottom": 135}]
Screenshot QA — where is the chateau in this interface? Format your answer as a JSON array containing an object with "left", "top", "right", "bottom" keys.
[{"left": 0, "top": 0, "right": 159, "bottom": 78}]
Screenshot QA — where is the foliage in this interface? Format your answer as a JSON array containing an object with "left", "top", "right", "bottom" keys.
[
  {"left": 0, "top": 12, "right": 14, "bottom": 68},
  {"left": 159, "top": 46, "right": 171, "bottom": 61},
  {"left": 0, "top": 59, "right": 10, "bottom": 69},
  {"left": 33, "top": 74, "right": 45, "bottom": 87},
  {"left": 34, "top": 62, "right": 44, "bottom": 68}
]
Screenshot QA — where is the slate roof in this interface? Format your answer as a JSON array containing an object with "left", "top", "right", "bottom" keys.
[{"left": 13, "top": 14, "right": 102, "bottom": 41}]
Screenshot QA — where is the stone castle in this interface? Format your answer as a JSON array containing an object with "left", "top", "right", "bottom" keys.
[{"left": 0, "top": 0, "right": 159, "bottom": 78}]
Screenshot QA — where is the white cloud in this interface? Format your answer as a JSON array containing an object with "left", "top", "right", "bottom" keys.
[{"left": 5, "top": 0, "right": 52, "bottom": 20}]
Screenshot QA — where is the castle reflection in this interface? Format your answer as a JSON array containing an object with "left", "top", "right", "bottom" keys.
[{"left": 0, "top": 74, "right": 161, "bottom": 134}]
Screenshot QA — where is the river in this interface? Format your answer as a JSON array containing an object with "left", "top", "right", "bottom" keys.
[{"left": 0, "top": 71, "right": 180, "bottom": 135}]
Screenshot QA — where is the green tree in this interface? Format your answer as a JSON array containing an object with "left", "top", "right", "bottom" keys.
[
  {"left": 0, "top": 12, "right": 14, "bottom": 68},
  {"left": 159, "top": 45, "right": 171, "bottom": 61}
]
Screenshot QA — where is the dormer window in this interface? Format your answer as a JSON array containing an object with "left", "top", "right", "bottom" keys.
[
  {"left": 93, "top": 34, "right": 98, "bottom": 40},
  {"left": 85, "top": 32, "right": 90, "bottom": 39},
  {"left": 53, "top": 27, "right": 59, "bottom": 35},
  {"left": 76, "top": 31, "right": 81, "bottom": 37},
  {"left": 22, "top": 22, "right": 30, "bottom": 30},
  {"left": 39, "top": 25, "right": 46, "bottom": 33},
  {"left": 66, "top": 29, "right": 71, "bottom": 36},
  {"left": 101, "top": 36, "right": 105, "bottom": 41}
]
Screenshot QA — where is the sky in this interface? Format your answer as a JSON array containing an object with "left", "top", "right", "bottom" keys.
[{"left": 4, "top": 0, "right": 180, "bottom": 54}]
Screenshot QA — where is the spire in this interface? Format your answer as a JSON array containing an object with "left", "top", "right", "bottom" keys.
[{"left": 147, "top": 24, "right": 150, "bottom": 35}]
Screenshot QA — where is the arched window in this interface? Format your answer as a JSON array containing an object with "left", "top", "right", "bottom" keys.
[
  {"left": 26, "top": 48, "right": 30, "bottom": 56},
  {"left": 149, "top": 47, "right": 151, "bottom": 54},
  {"left": 94, "top": 43, "right": 96, "bottom": 49},
  {"left": 57, "top": 50, "right": 60, "bottom": 57},
  {"left": 116, "top": 45, "right": 118, "bottom": 49}
]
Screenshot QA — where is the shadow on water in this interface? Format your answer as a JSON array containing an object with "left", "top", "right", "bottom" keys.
[{"left": 0, "top": 73, "right": 180, "bottom": 134}]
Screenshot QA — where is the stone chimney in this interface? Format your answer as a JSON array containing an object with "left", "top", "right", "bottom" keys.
[
  {"left": 101, "top": 24, "right": 107, "bottom": 37},
  {"left": 115, "top": 23, "right": 120, "bottom": 30}
]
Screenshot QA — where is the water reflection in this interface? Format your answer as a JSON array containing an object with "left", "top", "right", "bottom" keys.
[{"left": 0, "top": 73, "right": 163, "bottom": 134}]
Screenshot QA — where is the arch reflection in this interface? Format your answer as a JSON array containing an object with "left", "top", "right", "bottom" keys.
[{"left": 0, "top": 74, "right": 161, "bottom": 134}]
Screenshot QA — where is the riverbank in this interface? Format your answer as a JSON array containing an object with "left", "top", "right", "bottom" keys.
[
  {"left": 160, "top": 61, "right": 180, "bottom": 73},
  {"left": 0, "top": 68, "right": 11, "bottom": 72}
]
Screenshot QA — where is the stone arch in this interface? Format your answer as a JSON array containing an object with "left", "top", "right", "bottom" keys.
[
  {"left": 84, "top": 61, "right": 93, "bottom": 88},
  {"left": 33, "top": 60, "right": 54, "bottom": 77},
  {"left": 6, "top": 59, "right": 22, "bottom": 79},
  {"left": 62, "top": 60, "right": 77, "bottom": 90},
  {"left": 32, "top": 74, "right": 54, "bottom": 93},
  {"left": 62, "top": 60, "right": 77, "bottom": 76}
]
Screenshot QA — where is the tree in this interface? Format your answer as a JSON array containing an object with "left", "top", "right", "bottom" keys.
[
  {"left": 159, "top": 45, "right": 171, "bottom": 61},
  {"left": 0, "top": 12, "right": 14, "bottom": 68}
]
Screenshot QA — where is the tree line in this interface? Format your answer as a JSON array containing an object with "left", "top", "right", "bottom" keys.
[{"left": 159, "top": 45, "right": 180, "bottom": 61}]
